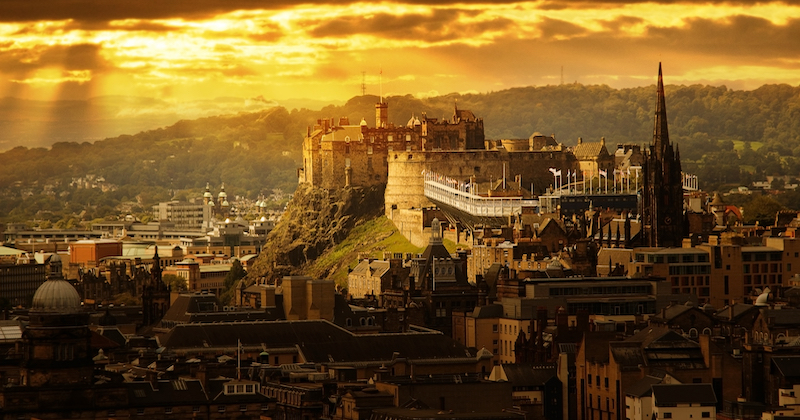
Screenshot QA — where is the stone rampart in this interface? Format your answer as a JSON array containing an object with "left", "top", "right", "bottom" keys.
[{"left": 385, "top": 149, "right": 577, "bottom": 217}]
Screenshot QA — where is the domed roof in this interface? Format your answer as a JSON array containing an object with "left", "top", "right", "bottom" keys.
[
  {"left": 31, "top": 278, "right": 82, "bottom": 312},
  {"left": 222, "top": 200, "right": 230, "bottom": 207},
  {"left": 218, "top": 183, "right": 227, "bottom": 198},
  {"left": 360, "top": 118, "right": 367, "bottom": 126}
]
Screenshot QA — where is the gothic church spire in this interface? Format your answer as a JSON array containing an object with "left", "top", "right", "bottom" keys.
[{"left": 653, "top": 62, "right": 670, "bottom": 160}]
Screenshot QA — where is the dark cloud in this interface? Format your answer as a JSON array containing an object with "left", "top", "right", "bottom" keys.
[
  {"left": 310, "top": 9, "right": 513, "bottom": 42},
  {"left": 645, "top": 15, "right": 800, "bottom": 58},
  {"left": 538, "top": 0, "right": 800, "bottom": 9},
  {"left": 599, "top": 15, "right": 644, "bottom": 31},
  {"left": 62, "top": 20, "right": 181, "bottom": 32},
  {"left": 0, "top": 43, "right": 109, "bottom": 76},
  {"left": 3, "top": 0, "right": 800, "bottom": 23},
  {"left": 537, "top": 17, "right": 589, "bottom": 39}
]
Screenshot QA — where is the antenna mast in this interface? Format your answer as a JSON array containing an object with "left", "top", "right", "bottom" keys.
[{"left": 361, "top": 71, "right": 366, "bottom": 96}]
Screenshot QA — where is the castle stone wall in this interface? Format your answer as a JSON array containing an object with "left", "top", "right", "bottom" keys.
[{"left": 385, "top": 149, "right": 577, "bottom": 217}]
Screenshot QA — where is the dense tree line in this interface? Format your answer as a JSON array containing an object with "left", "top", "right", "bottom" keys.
[{"left": 2, "top": 82, "right": 800, "bottom": 226}]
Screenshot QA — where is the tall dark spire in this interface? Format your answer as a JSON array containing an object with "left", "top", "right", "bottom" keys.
[
  {"left": 653, "top": 62, "right": 670, "bottom": 159},
  {"left": 640, "top": 63, "right": 685, "bottom": 248},
  {"left": 151, "top": 245, "right": 162, "bottom": 285}
]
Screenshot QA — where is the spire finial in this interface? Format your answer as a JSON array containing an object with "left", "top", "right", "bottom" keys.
[{"left": 653, "top": 62, "right": 670, "bottom": 158}]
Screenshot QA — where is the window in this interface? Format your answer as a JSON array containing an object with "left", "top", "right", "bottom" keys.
[
  {"left": 218, "top": 406, "right": 226, "bottom": 413},
  {"left": 240, "top": 404, "right": 247, "bottom": 412},
  {"left": 605, "top": 377, "right": 609, "bottom": 388},
  {"left": 663, "top": 413, "right": 672, "bottom": 419},
  {"left": 193, "top": 406, "right": 200, "bottom": 413},
  {"left": 493, "top": 324, "right": 498, "bottom": 332},
  {"left": 702, "top": 412, "right": 711, "bottom": 418},
  {"left": 165, "top": 407, "right": 173, "bottom": 414},
  {"left": 588, "top": 375, "right": 592, "bottom": 385},
  {"left": 137, "top": 408, "right": 145, "bottom": 416}
]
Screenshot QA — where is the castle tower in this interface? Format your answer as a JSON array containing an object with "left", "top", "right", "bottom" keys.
[
  {"left": 375, "top": 101, "right": 388, "bottom": 128},
  {"left": 641, "top": 63, "right": 685, "bottom": 247}
]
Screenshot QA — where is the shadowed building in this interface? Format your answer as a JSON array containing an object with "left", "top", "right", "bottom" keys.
[{"left": 641, "top": 63, "right": 685, "bottom": 248}]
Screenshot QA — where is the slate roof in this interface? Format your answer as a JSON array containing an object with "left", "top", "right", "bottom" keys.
[
  {"left": 160, "top": 320, "right": 482, "bottom": 364},
  {"left": 771, "top": 356, "right": 800, "bottom": 378},
  {"left": 321, "top": 125, "right": 363, "bottom": 142},
  {"left": 455, "top": 108, "right": 477, "bottom": 122},
  {"left": 499, "top": 364, "right": 558, "bottom": 387},
  {"left": 350, "top": 260, "right": 390, "bottom": 278},
  {"left": 760, "top": 308, "right": 800, "bottom": 327},
  {"left": 472, "top": 304, "right": 503, "bottom": 319},
  {"left": 160, "top": 293, "right": 281, "bottom": 325},
  {"left": 583, "top": 331, "right": 618, "bottom": 364},
  {"left": 715, "top": 303, "right": 756, "bottom": 321},
  {"left": 652, "top": 384, "right": 717, "bottom": 406},
  {"left": 620, "top": 327, "right": 706, "bottom": 369},
  {"left": 625, "top": 375, "right": 663, "bottom": 398},
  {"left": 573, "top": 141, "right": 609, "bottom": 160},
  {"left": 125, "top": 378, "right": 208, "bottom": 407}
]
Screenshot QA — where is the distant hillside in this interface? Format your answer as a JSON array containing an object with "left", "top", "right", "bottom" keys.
[{"left": 3, "top": 82, "right": 800, "bottom": 226}]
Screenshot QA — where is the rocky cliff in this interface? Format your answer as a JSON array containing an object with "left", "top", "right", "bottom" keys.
[{"left": 247, "top": 183, "right": 385, "bottom": 284}]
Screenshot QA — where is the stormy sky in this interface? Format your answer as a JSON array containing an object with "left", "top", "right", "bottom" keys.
[{"left": 1, "top": 0, "right": 799, "bottom": 105}]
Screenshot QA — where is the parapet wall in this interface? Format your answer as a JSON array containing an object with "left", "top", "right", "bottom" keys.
[{"left": 385, "top": 149, "right": 576, "bottom": 217}]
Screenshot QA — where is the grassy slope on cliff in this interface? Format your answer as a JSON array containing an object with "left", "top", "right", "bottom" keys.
[
  {"left": 305, "top": 216, "right": 424, "bottom": 287},
  {"left": 246, "top": 183, "right": 386, "bottom": 285},
  {"left": 245, "top": 182, "right": 466, "bottom": 290}
]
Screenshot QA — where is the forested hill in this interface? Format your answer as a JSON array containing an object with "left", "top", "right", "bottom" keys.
[{"left": 1, "top": 83, "right": 800, "bottom": 226}]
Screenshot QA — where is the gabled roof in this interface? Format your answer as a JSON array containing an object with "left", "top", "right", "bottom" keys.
[
  {"left": 350, "top": 260, "right": 391, "bottom": 278},
  {"left": 652, "top": 384, "right": 717, "bottom": 406},
  {"left": 714, "top": 303, "right": 756, "bottom": 321},
  {"left": 573, "top": 141, "right": 610, "bottom": 160},
  {"left": 498, "top": 364, "right": 558, "bottom": 387},
  {"left": 472, "top": 304, "right": 503, "bottom": 319},
  {"left": 622, "top": 327, "right": 706, "bottom": 369},
  {"left": 321, "top": 125, "right": 363, "bottom": 143},
  {"left": 582, "top": 331, "right": 618, "bottom": 364},
  {"left": 771, "top": 356, "right": 800, "bottom": 378},
  {"left": 625, "top": 375, "right": 663, "bottom": 398},
  {"left": 760, "top": 308, "right": 800, "bottom": 327}
]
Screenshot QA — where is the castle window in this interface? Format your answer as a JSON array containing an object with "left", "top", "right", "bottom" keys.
[
  {"left": 345, "top": 136, "right": 350, "bottom": 143},
  {"left": 368, "top": 146, "right": 373, "bottom": 155},
  {"left": 370, "top": 136, "right": 375, "bottom": 143},
  {"left": 345, "top": 145, "right": 350, "bottom": 154},
  {"left": 387, "top": 135, "right": 393, "bottom": 142},
  {"left": 406, "top": 134, "right": 411, "bottom": 141}
]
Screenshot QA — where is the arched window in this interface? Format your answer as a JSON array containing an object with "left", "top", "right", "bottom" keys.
[
  {"left": 702, "top": 328, "right": 712, "bottom": 336},
  {"left": 689, "top": 328, "right": 698, "bottom": 338}
]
